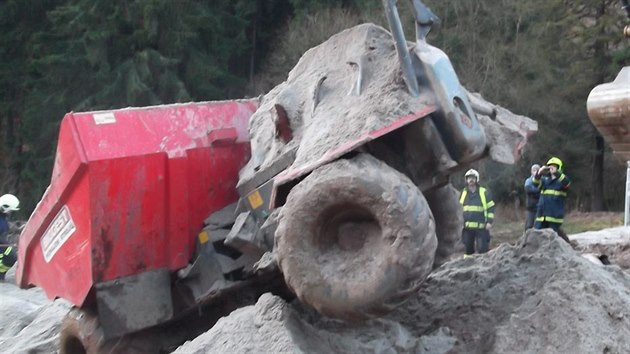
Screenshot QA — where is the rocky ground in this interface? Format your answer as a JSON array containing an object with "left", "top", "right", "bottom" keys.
[
  {"left": 3, "top": 227, "right": 630, "bottom": 353},
  {"left": 0, "top": 270, "right": 71, "bottom": 353}
]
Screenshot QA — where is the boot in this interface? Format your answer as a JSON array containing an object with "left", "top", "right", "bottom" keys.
[{"left": 556, "top": 228, "right": 574, "bottom": 246}]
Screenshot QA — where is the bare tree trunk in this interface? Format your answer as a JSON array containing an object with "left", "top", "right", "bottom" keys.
[
  {"left": 249, "top": 0, "right": 260, "bottom": 90},
  {"left": 1, "top": 109, "right": 20, "bottom": 193},
  {"left": 6, "top": 110, "right": 14, "bottom": 151},
  {"left": 590, "top": 133, "right": 606, "bottom": 211},
  {"left": 588, "top": 0, "right": 608, "bottom": 212}
]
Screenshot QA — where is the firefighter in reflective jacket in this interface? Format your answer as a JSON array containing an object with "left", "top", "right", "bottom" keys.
[
  {"left": 459, "top": 169, "right": 495, "bottom": 258},
  {"left": 0, "top": 194, "right": 20, "bottom": 281},
  {"left": 533, "top": 157, "right": 571, "bottom": 243}
]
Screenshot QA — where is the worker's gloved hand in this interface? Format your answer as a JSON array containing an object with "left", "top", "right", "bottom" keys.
[
  {"left": 538, "top": 165, "right": 550, "bottom": 177},
  {"left": 485, "top": 223, "right": 492, "bottom": 230}
]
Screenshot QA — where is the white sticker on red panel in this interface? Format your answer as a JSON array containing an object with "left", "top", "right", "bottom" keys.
[
  {"left": 93, "top": 112, "right": 116, "bottom": 124},
  {"left": 41, "top": 206, "right": 77, "bottom": 263}
]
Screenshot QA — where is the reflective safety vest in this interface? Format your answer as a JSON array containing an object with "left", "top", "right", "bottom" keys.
[
  {"left": 0, "top": 246, "right": 14, "bottom": 274},
  {"left": 533, "top": 172, "right": 571, "bottom": 224},
  {"left": 460, "top": 186, "right": 495, "bottom": 229}
]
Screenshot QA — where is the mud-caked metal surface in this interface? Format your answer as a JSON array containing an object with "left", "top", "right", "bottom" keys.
[
  {"left": 95, "top": 268, "right": 172, "bottom": 339},
  {"left": 239, "top": 18, "right": 535, "bottom": 323}
]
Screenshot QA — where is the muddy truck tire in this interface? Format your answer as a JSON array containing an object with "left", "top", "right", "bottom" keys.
[
  {"left": 59, "top": 308, "right": 110, "bottom": 354},
  {"left": 59, "top": 308, "right": 166, "bottom": 354},
  {"left": 424, "top": 184, "right": 463, "bottom": 268},
  {"left": 275, "top": 153, "right": 437, "bottom": 320}
]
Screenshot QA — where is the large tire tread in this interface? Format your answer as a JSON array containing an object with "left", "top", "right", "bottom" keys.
[
  {"left": 275, "top": 153, "right": 437, "bottom": 320},
  {"left": 425, "top": 184, "right": 463, "bottom": 268}
]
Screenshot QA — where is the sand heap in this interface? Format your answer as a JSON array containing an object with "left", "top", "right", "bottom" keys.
[
  {"left": 0, "top": 268, "right": 71, "bottom": 353},
  {"left": 175, "top": 229, "right": 630, "bottom": 353},
  {"left": 3, "top": 229, "right": 630, "bottom": 353}
]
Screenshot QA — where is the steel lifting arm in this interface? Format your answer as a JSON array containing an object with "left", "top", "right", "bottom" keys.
[
  {"left": 409, "top": 0, "right": 439, "bottom": 42},
  {"left": 381, "top": 0, "right": 441, "bottom": 97},
  {"left": 382, "top": 0, "right": 419, "bottom": 97}
]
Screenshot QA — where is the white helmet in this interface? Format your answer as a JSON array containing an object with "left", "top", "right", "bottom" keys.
[
  {"left": 464, "top": 169, "right": 480, "bottom": 182},
  {"left": 0, "top": 194, "right": 20, "bottom": 213}
]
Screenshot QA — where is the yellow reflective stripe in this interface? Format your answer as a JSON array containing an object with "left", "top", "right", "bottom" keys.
[
  {"left": 542, "top": 190, "right": 567, "bottom": 197},
  {"left": 536, "top": 216, "right": 564, "bottom": 223},
  {"left": 462, "top": 187, "right": 493, "bottom": 222},
  {"left": 479, "top": 187, "right": 488, "bottom": 220},
  {"left": 464, "top": 221, "right": 486, "bottom": 229},
  {"left": 0, "top": 247, "right": 13, "bottom": 273},
  {"left": 558, "top": 174, "right": 565, "bottom": 182}
]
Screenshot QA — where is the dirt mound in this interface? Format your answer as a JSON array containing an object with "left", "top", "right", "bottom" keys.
[
  {"left": 174, "top": 229, "right": 630, "bottom": 353},
  {"left": 572, "top": 226, "right": 630, "bottom": 269},
  {"left": 174, "top": 292, "right": 456, "bottom": 354},
  {"left": 395, "top": 229, "right": 630, "bottom": 353},
  {"left": 4, "top": 229, "right": 630, "bottom": 353},
  {"left": 0, "top": 275, "right": 71, "bottom": 353}
]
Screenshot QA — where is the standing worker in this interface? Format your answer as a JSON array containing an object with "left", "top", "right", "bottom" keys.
[
  {"left": 0, "top": 194, "right": 20, "bottom": 281},
  {"left": 533, "top": 157, "right": 571, "bottom": 243},
  {"left": 459, "top": 169, "right": 496, "bottom": 258},
  {"left": 524, "top": 164, "right": 541, "bottom": 230}
]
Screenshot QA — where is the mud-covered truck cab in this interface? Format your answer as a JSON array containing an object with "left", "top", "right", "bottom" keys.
[
  {"left": 17, "top": 1, "right": 534, "bottom": 353},
  {"left": 221, "top": 0, "right": 492, "bottom": 323}
]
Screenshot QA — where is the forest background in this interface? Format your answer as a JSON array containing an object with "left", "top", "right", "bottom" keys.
[{"left": 0, "top": 0, "right": 628, "bottom": 217}]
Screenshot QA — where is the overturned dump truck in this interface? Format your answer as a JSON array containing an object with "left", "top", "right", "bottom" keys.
[{"left": 16, "top": 1, "right": 536, "bottom": 353}]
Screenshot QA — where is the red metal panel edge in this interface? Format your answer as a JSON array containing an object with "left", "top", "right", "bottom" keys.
[
  {"left": 17, "top": 114, "right": 89, "bottom": 295},
  {"left": 270, "top": 105, "right": 436, "bottom": 209}
]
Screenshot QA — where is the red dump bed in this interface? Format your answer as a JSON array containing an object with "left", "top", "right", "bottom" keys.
[{"left": 16, "top": 100, "right": 257, "bottom": 307}]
